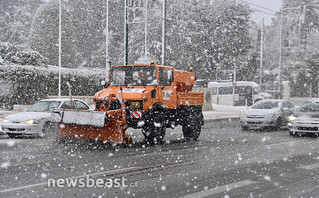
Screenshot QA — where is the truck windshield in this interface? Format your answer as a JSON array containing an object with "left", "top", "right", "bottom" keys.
[{"left": 109, "top": 66, "right": 156, "bottom": 86}]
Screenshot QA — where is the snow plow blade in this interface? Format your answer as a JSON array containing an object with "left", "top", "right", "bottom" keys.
[
  {"left": 62, "top": 110, "right": 106, "bottom": 127},
  {"left": 53, "top": 109, "right": 127, "bottom": 144}
]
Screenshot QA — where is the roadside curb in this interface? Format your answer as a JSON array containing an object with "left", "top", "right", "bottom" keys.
[
  {"left": 204, "top": 117, "right": 240, "bottom": 123},
  {"left": 203, "top": 117, "right": 240, "bottom": 128},
  {"left": 204, "top": 116, "right": 240, "bottom": 121}
]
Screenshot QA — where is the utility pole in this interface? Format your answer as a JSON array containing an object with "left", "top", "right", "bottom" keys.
[
  {"left": 232, "top": 60, "right": 237, "bottom": 106},
  {"left": 161, "top": 0, "right": 166, "bottom": 65},
  {"left": 105, "top": 0, "right": 110, "bottom": 80},
  {"left": 144, "top": 0, "right": 148, "bottom": 59},
  {"left": 259, "top": 17, "right": 264, "bottom": 85},
  {"left": 279, "top": 0, "right": 284, "bottom": 99},
  {"left": 58, "top": 0, "right": 62, "bottom": 98},
  {"left": 124, "top": 0, "right": 128, "bottom": 65}
]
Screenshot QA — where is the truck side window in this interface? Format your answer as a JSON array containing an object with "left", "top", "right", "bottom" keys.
[
  {"left": 111, "top": 70, "right": 125, "bottom": 86},
  {"left": 159, "top": 68, "right": 173, "bottom": 86}
]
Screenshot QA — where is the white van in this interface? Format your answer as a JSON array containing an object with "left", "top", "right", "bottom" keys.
[{"left": 208, "top": 81, "right": 272, "bottom": 106}]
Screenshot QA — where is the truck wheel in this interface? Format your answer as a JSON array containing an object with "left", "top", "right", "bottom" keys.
[
  {"left": 183, "top": 115, "right": 201, "bottom": 141},
  {"left": 143, "top": 110, "right": 166, "bottom": 144}
]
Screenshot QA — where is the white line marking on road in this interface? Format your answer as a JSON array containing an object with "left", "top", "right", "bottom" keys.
[
  {"left": 180, "top": 180, "right": 257, "bottom": 198},
  {"left": 0, "top": 166, "right": 139, "bottom": 193},
  {"left": 267, "top": 140, "right": 308, "bottom": 147},
  {"left": 300, "top": 163, "right": 319, "bottom": 170}
]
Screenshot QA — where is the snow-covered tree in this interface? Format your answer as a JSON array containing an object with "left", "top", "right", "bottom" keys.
[
  {"left": 0, "top": 0, "right": 45, "bottom": 44},
  {"left": 29, "top": 0, "right": 77, "bottom": 67}
]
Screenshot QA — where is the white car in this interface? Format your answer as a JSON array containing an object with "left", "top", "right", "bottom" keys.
[
  {"left": 1, "top": 99, "right": 91, "bottom": 138},
  {"left": 288, "top": 98, "right": 319, "bottom": 136},
  {"left": 240, "top": 99, "right": 295, "bottom": 130}
]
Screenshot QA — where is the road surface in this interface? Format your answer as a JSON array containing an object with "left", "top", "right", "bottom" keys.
[{"left": 1, "top": 120, "right": 319, "bottom": 197}]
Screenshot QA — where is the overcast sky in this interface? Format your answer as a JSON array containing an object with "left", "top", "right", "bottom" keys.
[{"left": 244, "top": 0, "right": 282, "bottom": 25}]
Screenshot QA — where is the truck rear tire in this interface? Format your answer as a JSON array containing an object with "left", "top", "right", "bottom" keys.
[
  {"left": 143, "top": 110, "right": 166, "bottom": 144},
  {"left": 183, "top": 114, "right": 201, "bottom": 141}
]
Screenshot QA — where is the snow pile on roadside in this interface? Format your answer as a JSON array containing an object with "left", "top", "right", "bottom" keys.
[
  {"left": 213, "top": 104, "right": 248, "bottom": 113},
  {"left": 203, "top": 104, "right": 247, "bottom": 120}
]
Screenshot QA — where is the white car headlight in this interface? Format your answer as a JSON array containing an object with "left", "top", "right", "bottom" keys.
[
  {"left": 288, "top": 115, "right": 297, "bottom": 121},
  {"left": 3, "top": 119, "right": 9, "bottom": 123},
  {"left": 25, "top": 119, "right": 40, "bottom": 125}
]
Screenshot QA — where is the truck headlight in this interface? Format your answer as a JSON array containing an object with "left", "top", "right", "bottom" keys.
[{"left": 130, "top": 102, "right": 141, "bottom": 109}]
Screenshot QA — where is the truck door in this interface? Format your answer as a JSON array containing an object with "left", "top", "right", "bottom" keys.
[{"left": 158, "top": 67, "right": 176, "bottom": 109}]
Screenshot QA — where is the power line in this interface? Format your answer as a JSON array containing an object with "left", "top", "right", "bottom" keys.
[
  {"left": 239, "top": 0, "right": 281, "bottom": 14},
  {"left": 252, "top": 8, "right": 277, "bottom": 16}
]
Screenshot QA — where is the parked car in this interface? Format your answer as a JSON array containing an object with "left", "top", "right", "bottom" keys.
[
  {"left": 240, "top": 99, "right": 295, "bottom": 130},
  {"left": 1, "top": 99, "right": 91, "bottom": 138},
  {"left": 208, "top": 81, "right": 272, "bottom": 106},
  {"left": 287, "top": 98, "right": 319, "bottom": 136}
]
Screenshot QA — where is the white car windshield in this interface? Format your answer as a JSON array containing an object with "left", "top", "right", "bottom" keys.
[
  {"left": 26, "top": 101, "right": 61, "bottom": 112},
  {"left": 251, "top": 101, "right": 280, "bottom": 109},
  {"left": 299, "top": 102, "right": 319, "bottom": 112}
]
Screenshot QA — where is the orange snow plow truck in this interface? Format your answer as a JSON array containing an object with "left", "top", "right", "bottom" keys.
[{"left": 54, "top": 62, "right": 205, "bottom": 144}]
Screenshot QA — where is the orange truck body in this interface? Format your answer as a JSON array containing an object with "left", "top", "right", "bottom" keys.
[{"left": 57, "top": 63, "right": 205, "bottom": 144}]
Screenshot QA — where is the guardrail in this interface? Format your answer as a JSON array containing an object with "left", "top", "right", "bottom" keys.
[{"left": 13, "top": 105, "right": 31, "bottom": 112}]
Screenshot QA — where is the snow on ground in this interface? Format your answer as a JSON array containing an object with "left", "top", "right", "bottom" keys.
[
  {"left": 212, "top": 104, "right": 248, "bottom": 112},
  {"left": 203, "top": 104, "right": 247, "bottom": 120}
]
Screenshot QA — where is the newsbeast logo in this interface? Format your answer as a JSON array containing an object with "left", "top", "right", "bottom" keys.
[{"left": 47, "top": 176, "right": 138, "bottom": 188}]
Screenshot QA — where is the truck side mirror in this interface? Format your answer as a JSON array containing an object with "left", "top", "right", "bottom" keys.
[
  {"left": 149, "top": 79, "right": 158, "bottom": 87},
  {"left": 101, "top": 80, "right": 108, "bottom": 88}
]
